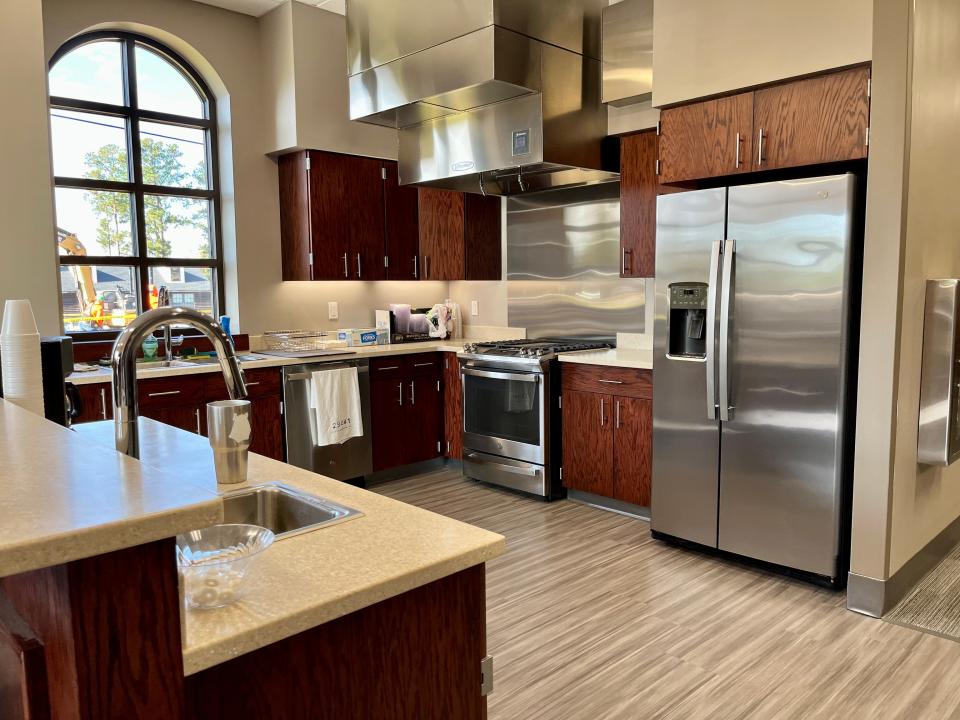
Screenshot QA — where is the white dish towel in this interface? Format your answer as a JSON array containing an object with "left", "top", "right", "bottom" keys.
[{"left": 308, "top": 367, "right": 363, "bottom": 446}]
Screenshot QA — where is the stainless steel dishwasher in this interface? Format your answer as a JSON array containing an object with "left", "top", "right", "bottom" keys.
[{"left": 282, "top": 359, "right": 372, "bottom": 481}]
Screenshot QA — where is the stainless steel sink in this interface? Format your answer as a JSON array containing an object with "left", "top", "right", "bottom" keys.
[
  {"left": 136, "top": 359, "right": 198, "bottom": 370},
  {"left": 221, "top": 483, "right": 362, "bottom": 539}
]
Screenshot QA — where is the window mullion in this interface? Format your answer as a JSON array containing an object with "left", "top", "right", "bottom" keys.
[{"left": 125, "top": 39, "right": 150, "bottom": 315}]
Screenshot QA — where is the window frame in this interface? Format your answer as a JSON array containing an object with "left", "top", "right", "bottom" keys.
[{"left": 49, "top": 30, "right": 225, "bottom": 339}]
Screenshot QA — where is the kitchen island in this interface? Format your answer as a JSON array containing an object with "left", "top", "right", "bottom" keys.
[{"left": 0, "top": 399, "right": 504, "bottom": 719}]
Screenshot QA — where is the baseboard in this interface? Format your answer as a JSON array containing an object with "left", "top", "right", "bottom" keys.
[
  {"left": 364, "top": 457, "right": 456, "bottom": 487},
  {"left": 847, "top": 510, "right": 960, "bottom": 617},
  {"left": 567, "top": 489, "right": 650, "bottom": 521}
]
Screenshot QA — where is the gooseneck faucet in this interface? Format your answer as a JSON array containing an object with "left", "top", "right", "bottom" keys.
[{"left": 111, "top": 307, "right": 247, "bottom": 458}]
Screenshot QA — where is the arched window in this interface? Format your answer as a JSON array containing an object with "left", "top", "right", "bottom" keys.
[{"left": 48, "top": 32, "right": 223, "bottom": 334}]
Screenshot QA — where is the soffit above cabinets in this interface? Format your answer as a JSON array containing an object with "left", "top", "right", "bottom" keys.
[{"left": 189, "top": 0, "right": 344, "bottom": 18}]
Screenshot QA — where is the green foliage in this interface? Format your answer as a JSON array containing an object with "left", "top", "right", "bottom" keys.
[{"left": 82, "top": 137, "right": 209, "bottom": 258}]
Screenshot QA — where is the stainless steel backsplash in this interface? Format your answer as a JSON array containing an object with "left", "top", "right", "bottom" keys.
[{"left": 507, "top": 182, "right": 646, "bottom": 339}]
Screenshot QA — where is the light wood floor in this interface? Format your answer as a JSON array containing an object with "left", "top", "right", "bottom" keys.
[{"left": 378, "top": 468, "right": 960, "bottom": 720}]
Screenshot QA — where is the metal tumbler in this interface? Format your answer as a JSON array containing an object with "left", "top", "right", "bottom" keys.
[{"left": 207, "top": 400, "right": 252, "bottom": 485}]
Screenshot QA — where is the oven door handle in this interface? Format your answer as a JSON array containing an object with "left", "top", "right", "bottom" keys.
[
  {"left": 464, "top": 453, "right": 542, "bottom": 477},
  {"left": 461, "top": 368, "right": 541, "bottom": 383}
]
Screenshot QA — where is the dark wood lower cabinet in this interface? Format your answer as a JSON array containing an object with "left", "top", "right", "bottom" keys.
[
  {"left": 1, "top": 543, "right": 488, "bottom": 720},
  {"left": 75, "top": 368, "right": 286, "bottom": 461},
  {"left": 562, "top": 365, "right": 653, "bottom": 508},
  {"left": 443, "top": 352, "right": 463, "bottom": 460},
  {"left": 371, "top": 376, "right": 406, "bottom": 472},
  {"left": 74, "top": 383, "right": 111, "bottom": 423},
  {"left": 185, "top": 565, "right": 487, "bottom": 720},
  {"left": 0, "top": 593, "right": 49, "bottom": 720},
  {"left": 371, "top": 354, "right": 444, "bottom": 470},
  {"left": 612, "top": 396, "right": 653, "bottom": 507},
  {"left": 562, "top": 389, "right": 615, "bottom": 497},
  {"left": 0, "top": 540, "right": 186, "bottom": 719}
]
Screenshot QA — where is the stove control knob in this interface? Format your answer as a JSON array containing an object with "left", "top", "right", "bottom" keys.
[{"left": 536, "top": 348, "right": 547, "bottom": 356}]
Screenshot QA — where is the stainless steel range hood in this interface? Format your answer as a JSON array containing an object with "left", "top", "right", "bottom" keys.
[{"left": 346, "top": 0, "right": 617, "bottom": 195}]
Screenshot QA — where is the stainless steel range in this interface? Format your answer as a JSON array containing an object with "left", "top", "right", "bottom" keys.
[{"left": 458, "top": 339, "right": 610, "bottom": 499}]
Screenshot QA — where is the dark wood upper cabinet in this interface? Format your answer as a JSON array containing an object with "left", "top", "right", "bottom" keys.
[
  {"left": 309, "top": 151, "right": 386, "bottom": 281},
  {"left": 382, "top": 160, "right": 421, "bottom": 280},
  {"left": 418, "top": 188, "right": 463, "bottom": 281},
  {"left": 658, "top": 92, "right": 754, "bottom": 184},
  {"left": 418, "top": 188, "right": 501, "bottom": 281},
  {"left": 279, "top": 152, "right": 312, "bottom": 281},
  {"left": 754, "top": 66, "right": 870, "bottom": 171},
  {"left": 279, "top": 150, "right": 386, "bottom": 282},
  {"left": 619, "top": 130, "right": 659, "bottom": 278},
  {"left": 657, "top": 66, "right": 871, "bottom": 185},
  {"left": 464, "top": 193, "right": 502, "bottom": 280}
]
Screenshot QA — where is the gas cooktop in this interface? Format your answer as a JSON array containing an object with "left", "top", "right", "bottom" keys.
[{"left": 460, "top": 338, "right": 611, "bottom": 361}]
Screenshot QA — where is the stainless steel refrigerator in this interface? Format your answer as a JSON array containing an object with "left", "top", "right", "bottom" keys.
[{"left": 651, "top": 174, "right": 857, "bottom": 582}]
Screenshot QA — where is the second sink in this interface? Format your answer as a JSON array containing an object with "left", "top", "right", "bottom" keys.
[{"left": 221, "top": 483, "right": 362, "bottom": 539}]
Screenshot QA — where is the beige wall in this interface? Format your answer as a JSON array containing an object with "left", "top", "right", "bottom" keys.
[
  {"left": 0, "top": 0, "right": 61, "bottom": 335},
  {"left": 885, "top": 0, "right": 960, "bottom": 574},
  {"left": 652, "top": 0, "right": 873, "bottom": 107},
  {"left": 263, "top": 3, "right": 396, "bottom": 158},
  {"left": 848, "top": 0, "right": 912, "bottom": 581}
]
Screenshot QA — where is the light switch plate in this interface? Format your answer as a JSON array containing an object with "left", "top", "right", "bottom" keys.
[
  {"left": 328, "top": 301, "right": 339, "bottom": 320},
  {"left": 471, "top": 300, "right": 480, "bottom": 316}
]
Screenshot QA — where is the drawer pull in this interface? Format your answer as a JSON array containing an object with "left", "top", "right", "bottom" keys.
[
  {"left": 147, "top": 390, "right": 181, "bottom": 397},
  {"left": 378, "top": 366, "right": 400, "bottom": 371},
  {"left": 245, "top": 381, "right": 260, "bottom": 387},
  {"left": 414, "top": 362, "right": 434, "bottom": 367},
  {"left": 598, "top": 379, "right": 624, "bottom": 385}
]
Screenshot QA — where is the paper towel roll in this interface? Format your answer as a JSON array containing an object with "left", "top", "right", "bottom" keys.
[{"left": 0, "top": 300, "right": 45, "bottom": 416}]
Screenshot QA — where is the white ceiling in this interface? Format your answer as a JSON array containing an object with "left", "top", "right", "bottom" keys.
[{"left": 190, "top": 0, "right": 345, "bottom": 18}]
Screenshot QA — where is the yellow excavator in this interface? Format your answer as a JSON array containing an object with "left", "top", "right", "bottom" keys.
[{"left": 57, "top": 228, "right": 102, "bottom": 328}]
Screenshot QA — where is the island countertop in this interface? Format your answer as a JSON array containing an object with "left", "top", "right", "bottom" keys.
[
  {"left": 72, "top": 418, "right": 506, "bottom": 676},
  {"left": 0, "top": 399, "right": 222, "bottom": 578}
]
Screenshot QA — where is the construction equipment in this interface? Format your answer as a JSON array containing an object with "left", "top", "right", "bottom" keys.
[{"left": 57, "top": 228, "right": 104, "bottom": 328}]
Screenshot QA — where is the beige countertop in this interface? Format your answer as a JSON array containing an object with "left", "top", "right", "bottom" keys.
[
  {"left": 558, "top": 348, "right": 653, "bottom": 370},
  {"left": 69, "top": 340, "right": 473, "bottom": 386},
  {"left": 73, "top": 418, "right": 506, "bottom": 676},
  {"left": 0, "top": 400, "right": 222, "bottom": 578}
]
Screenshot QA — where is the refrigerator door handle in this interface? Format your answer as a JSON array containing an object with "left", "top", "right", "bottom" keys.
[
  {"left": 705, "top": 240, "right": 723, "bottom": 419},
  {"left": 718, "top": 239, "right": 736, "bottom": 421}
]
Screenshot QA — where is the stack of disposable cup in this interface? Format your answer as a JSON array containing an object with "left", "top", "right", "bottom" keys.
[{"left": 0, "top": 300, "right": 45, "bottom": 416}]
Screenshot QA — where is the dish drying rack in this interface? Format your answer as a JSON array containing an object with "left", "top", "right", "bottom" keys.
[{"left": 262, "top": 331, "right": 347, "bottom": 352}]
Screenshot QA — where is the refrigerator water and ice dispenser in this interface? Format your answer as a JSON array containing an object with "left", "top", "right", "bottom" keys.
[{"left": 668, "top": 283, "right": 708, "bottom": 359}]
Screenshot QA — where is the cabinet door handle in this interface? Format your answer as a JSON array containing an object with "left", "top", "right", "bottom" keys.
[
  {"left": 245, "top": 381, "right": 260, "bottom": 387},
  {"left": 356, "top": 253, "right": 362, "bottom": 278},
  {"left": 600, "top": 398, "right": 606, "bottom": 427},
  {"left": 735, "top": 132, "right": 742, "bottom": 169},
  {"left": 148, "top": 390, "right": 181, "bottom": 397},
  {"left": 99, "top": 387, "right": 107, "bottom": 419},
  {"left": 343, "top": 253, "right": 349, "bottom": 278},
  {"left": 194, "top": 407, "right": 201, "bottom": 434},
  {"left": 398, "top": 382, "right": 403, "bottom": 405},
  {"left": 409, "top": 380, "right": 415, "bottom": 404},
  {"left": 757, "top": 128, "right": 765, "bottom": 166},
  {"left": 414, "top": 362, "right": 433, "bottom": 367},
  {"left": 413, "top": 255, "right": 418, "bottom": 279},
  {"left": 615, "top": 400, "right": 621, "bottom": 429},
  {"left": 622, "top": 248, "right": 632, "bottom": 275},
  {"left": 598, "top": 379, "right": 623, "bottom": 384}
]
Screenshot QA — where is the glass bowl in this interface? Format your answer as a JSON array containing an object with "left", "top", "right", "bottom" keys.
[{"left": 176, "top": 523, "right": 275, "bottom": 610}]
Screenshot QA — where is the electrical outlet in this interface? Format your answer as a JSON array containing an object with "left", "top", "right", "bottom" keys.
[
  {"left": 471, "top": 300, "right": 480, "bottom": 317},
  {"left": 328, "top": 301, "right": 339, "bottom": 320}
]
